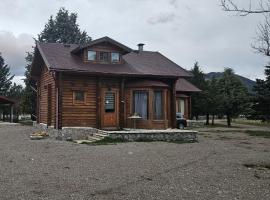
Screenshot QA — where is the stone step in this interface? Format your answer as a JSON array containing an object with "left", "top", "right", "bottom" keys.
[
  {"left": 87, "top": 136, "right": 104, "bottom": 141},
  {"left": 95, "top": 133, "right": 108, "bottom": 137}
]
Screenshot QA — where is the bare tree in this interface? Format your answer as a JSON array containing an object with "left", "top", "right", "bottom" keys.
[
  {"left": 252, "top": 15, "right": 270, "bottom": 56},
  {"left": 221, "top": 0, "right": 270, "bottom": 16}
]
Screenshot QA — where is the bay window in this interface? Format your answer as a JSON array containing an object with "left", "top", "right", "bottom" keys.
[
  {"left": 153, "top": 91, "right": 163, "bottom": 119},
  {"left": 133, "top": 91, "right": 148, "bottom": 119}
]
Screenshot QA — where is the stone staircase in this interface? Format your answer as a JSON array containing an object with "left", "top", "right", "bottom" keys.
[{"left": 74, "top": 132, "right": 108, "bottom": 144}]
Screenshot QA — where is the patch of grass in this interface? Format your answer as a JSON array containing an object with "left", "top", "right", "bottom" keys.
[
  {"left": 80, "top": 137, "right": 197, "bottom": 145},
  {"left": 216, "top": 136, "right": 233, "bottom": 140},
  {"left": 19, "top": 120, "right": 33, "bottom": 126},
  {"left": 243, "top": 163, "right": 270, "bottom": 170},
  {"left": 235, "top": 120, "right": 270, "bottom": 127},
  {"left": 88, "top": 137, "right": 127, "bottom": 145},
  {"left": 244, "top": 130, "right": 270, "bottom": 138},
  {"left": 170, "top": 140, "right": 197, "bottom": 144},
  {"left": 205, "top": 124, "right": 239, "bottom": 128}
]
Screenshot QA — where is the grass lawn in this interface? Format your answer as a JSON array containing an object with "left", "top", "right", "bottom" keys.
[
  {"left": 234, "top": 119, "right": 270, "bottom": 127},
  {"left": 244, "top": 130, "right": 270, "bottom": 138}
]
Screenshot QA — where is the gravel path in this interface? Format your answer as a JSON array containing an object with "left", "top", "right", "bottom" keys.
[{"left": 0, "top": 124, "right": 269, "bottom": 200}]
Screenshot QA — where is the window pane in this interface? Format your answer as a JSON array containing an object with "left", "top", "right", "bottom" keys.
[
  {"left": 133, "top": 91, "right": 148, "bottom": 119},
  {"left": 74, "top": 91, "right": 85, "bottom": 102},
  {"left": 87, "top": 50, "right": 96, "bottom": 61},
  {"left": 180, "top": 99, "right": 185, "bottom": 115},
  {"left": 105, "top": 92, "right": 115, "bottom": 112},
  {"left": 99, "top": 52, "right": 109, "bottom": 62},
  {"left": 111, "top": 52, "right": 120, "bottom": 62},
  {"left": 154, "top": 91, "right": 163, "bottom": 119}
]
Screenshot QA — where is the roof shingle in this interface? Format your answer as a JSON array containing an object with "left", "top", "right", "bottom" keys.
[
  {"left": 176, "top": 78, "right": 201, "bottom": 92},
  {"left": 35, "top": 38, "right": 192, "bottom": 78}
]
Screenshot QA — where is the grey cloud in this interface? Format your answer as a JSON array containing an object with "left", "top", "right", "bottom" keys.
[
  {"left": 147, "top": 13, "right": 176, "bottom": 25},
  {"left": 169, "top": 0, "right": 178, "bottom": 8},
  {"left": 0, "top": 31, "right": 34, "bottom": 76}
]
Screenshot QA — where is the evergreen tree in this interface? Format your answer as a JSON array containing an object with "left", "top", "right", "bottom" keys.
[
  {"left": 207, "top": 78, "right": 222, "bottom": 125},
  {"left": 189, "top": 62, "right": 208, "bottom": 120},
  {"left": 38, "top": 8, "right": 91, "bottom": 44},
  {"left": 218, "top": 68, "right": 249, "bottom": 126},
  {"left": 23, "top": 7, "right": 91, "bottom": 116},
  {"left": 0, "top": 53, "right": 14, "bottom": 96},
  {"left": 253, "top": 65, "right": 270, "bottom": 121},
  {"left": 8, "top": 83, "right": 24, "bottom": 120}
]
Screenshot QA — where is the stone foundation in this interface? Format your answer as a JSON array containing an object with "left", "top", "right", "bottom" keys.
[
  {"left": 33, "top": 122, "right": 101, "bottom": 140},
  {"left": 33, "top": 122, "right": 198, "bottom": 142},
  {"left": 108, "top": 129, "right": 198, "bottom": 142}
]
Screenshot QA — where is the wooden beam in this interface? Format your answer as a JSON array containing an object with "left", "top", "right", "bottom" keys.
[
  {"left": 170, "top": 79, "right": 177, "bottom": 128},
  {"left": 57, "top": 72, "right": 62, "bottom": 129},
  {"left": 36, "top": 82, "right": 40, "bottom": 124},
  {"left": 96, "top": 77, "right": 101, "bottom": 129},
  {"left": 119, "top": 78, "right": 125, "bottom": 128},
  {"left": 10, "top": 105, "right": 13, "bottom": 123}
]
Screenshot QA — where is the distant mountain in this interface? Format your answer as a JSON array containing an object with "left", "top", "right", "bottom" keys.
[{"left": 205, "top": 72, "right": 256, "bottom": 93}]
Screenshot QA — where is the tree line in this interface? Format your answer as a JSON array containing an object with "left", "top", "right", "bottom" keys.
[{"left": 189, "top": 62, "right": 270, "bottom": 126}]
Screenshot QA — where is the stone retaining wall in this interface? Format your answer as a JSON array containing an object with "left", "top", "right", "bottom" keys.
[
  {"left": 33, "top": 122, "right": 100, "bottom": 140},
  {"left": 108, "top": 130, "right": 198, "bottom": 142},
  {"left": 33, "top": 122, "right": 198, "bottom": 142}
]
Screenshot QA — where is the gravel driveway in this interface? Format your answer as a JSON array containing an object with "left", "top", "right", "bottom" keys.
[{"left": 0, "top": 123, "right": 269, "bottom": 200}]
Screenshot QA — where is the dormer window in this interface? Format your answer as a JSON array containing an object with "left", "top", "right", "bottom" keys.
[
  {"left": 99, "top": 52, "right": 110, "bottom": 62},
  {"left": 86, "top": 50, "right": 121, "bottom": 63},
  {"left": 87, "top": 50, "right": 96, "bottom": 61},
  {"left": 111, "top": 52, "right": 120, "bottom": 63}
]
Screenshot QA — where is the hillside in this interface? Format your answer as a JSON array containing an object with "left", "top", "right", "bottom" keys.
[{"left": 205, "top": 72, "right": 256, "bottom": 93}]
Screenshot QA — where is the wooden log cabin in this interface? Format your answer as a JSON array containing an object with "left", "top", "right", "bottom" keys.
[{"left": 31, "top": 36, "right": 200, "bottom": 130}]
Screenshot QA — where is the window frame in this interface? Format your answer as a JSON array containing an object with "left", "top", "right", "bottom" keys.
[
  {"left": 87, "top": 50, "right": 97, "bottom": 61},
  {"left": 73, "top": 90, "right": 86, "bottom": 105},
  {"left": 104, "top": 91, "right": 116, "bottom": 113},
  {"left": 132, "top": 90, "right": 149, "bottom": 120},
  {"left": 111, "top": 52, "right": 120, "bottom": 63},
  {"left": 153, "top": 90, "right": 164, "bottom": 120},
  {"left": 99, "top": 51, "right": 110, "bottom": 63}
]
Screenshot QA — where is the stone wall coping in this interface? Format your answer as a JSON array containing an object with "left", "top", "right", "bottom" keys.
[{"left": 106, "top": 129, "right": 197, "bottom": 134}]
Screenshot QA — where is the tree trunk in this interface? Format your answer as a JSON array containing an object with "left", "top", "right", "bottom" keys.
[
  {"left": 227, "top": 114, "right": 231, "bottom": 127},
  {"left": 211, "top": 115, "right": 215, "bottom": 125},
  {"left": 206, "top": 114, "right": 209, "bottom": 125}
]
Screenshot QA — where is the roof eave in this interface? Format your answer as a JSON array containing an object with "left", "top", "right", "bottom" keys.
[{"left": 50, "top": 68, "right": 189, "bottom": 79}]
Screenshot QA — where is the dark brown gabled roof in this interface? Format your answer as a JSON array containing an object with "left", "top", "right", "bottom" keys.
[
  {"left": 33, "top": 37, "right": 192, "bottom": 78},
  {"left": 71, "top": 36, "right": 133, "bottom": 53},
  {"left": 176, "top": 78, "right": 201, "bottom": 92}
]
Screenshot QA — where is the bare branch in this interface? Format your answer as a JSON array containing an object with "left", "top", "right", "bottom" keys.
[
  {"left": 252, "top": 14, "right": 270, "bottom": 56},
  {"left": 221, "top": 0, "right": 270, "bottom": 15}
]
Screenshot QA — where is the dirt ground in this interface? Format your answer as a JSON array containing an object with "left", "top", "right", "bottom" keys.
[{"left": 0, "top": 122, "right": 269, "bottom": 200}]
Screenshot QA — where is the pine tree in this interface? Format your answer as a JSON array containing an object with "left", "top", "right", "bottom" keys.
[
  {"left": 218, "top": 68, "right": 249, "bottom": 126},
  {"left": 22, "top": 7, "right": 91, "bottom": 116},
  {"left": 38, "top": 8, "right": 91, "bottom": 44},
  {"left": 0, "top": 53, "right": 14, "bottom": 96},
  {"left": 253, "top": 65, "right": 270, "bottom": 121},
  {"left": 189, "top": 62, "right": 208, "bottom": 120},
  {"left": 206, "top": 78, "right": 222, "bottom": 125}
]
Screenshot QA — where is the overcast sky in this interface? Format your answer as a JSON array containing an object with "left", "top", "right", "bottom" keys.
[{"left": 0, "top": 0, "right": 268, "bottom": 86}]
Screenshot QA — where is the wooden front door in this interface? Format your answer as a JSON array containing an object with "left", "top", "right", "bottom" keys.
[{"left": 102, "top": 90, "right": 119, "bottom": 129}]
